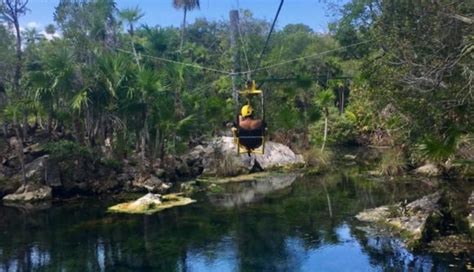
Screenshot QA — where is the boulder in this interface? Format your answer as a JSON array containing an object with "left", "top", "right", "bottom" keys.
[
  {"left": 44, "top": 158, "right": 61, "bottom": 187},
  {"left": 108, "top": 193, "right": 195, "bottom": 214},
  {"left": 187, "top": 137, "right": 304, "bottom": 177},
  {"left": 3, "top": 184, "right": 52, "bottom": 202},
  {"left": 128, "top": 193, "right": 162, "bottom": 208},
  {"left": 356, "top": 192, "right": 442, "bottom": 248},
  {"left": 132, "top": 174, "right": 167, "bottom": 193},
  {"left": 12, "top": 155, "right": 49, "bottom": 184},
  {"left": 414, "top": 163, "right": 442, "bottom": 177}
]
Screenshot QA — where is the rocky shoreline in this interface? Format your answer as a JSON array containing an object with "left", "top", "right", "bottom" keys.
[
  {"left": 356, "top": 190, "right": 474, "bottom": 253},
  {"left": 1, "top": 136, "right": 304, "bottom": 204}
]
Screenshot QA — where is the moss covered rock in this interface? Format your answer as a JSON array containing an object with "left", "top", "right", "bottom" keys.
[{"left": 108, "top": 193, "right": 196, "bottom": 214}]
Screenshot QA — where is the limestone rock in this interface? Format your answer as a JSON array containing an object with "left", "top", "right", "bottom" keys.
[
  {"left": 3, "top": 184, "right": 52, "bottom": 202},
  {"left": 188, "top": 136, "right": 304, "bottom": 177},
  {"left": 356, "top": 192, "right": 442, "bottom": 246},
  {"left": 128, "top": 193, "right": 162, "bottom": 210},
  {"left": 414, "top": 163, "right": 442, "bottom": 177},
  {"left": 44, "top": 158, "right": 61, "bottom": 187},
  {"left": 20, "top": 155, "right": 49, "bottom": 183},
  {"left": 132, "top": 175, "right": 164, "bottom": 193},
  {"left": 356, "top": 206, "right": 391, "bottom": 222},
  {"left": 108, "top": 193, "right": 196, "bottom": 214}
]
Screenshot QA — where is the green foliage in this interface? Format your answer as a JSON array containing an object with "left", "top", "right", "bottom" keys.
[
  {"left": 100, "top": 158, "right": 123, "bottom": 171},
  {"left": 331, "top": 0, "right": 473, "bottom": 170},
  {"left": 417, "top": 133, "right": 461, "bottom": 163},
  {"left": 311, "top": 109, "right": 357, "bottom": 146},
  {"left": 3, "top": 0, "right": 469, "bottom": 177},
  {"left": 314, "top": 89, "right": 335, "bottom": 108},
  {"left": 44, "top": 140, "right": 93, "bottom": 160}
]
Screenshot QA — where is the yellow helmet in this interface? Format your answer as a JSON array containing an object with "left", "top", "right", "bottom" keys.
[{"left": 241, "top": 104, "right": 253, "bottom": 117}]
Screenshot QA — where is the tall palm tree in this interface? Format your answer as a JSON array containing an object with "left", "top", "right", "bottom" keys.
[
  {"left": 119, "top": 6, "right": 144, "bottom": 37},
  {"left": 119, "top": 6, "right": 144, "bottom": 66},
  {"left": 172, "top": 0, "right": 200, "bottom": 52}
]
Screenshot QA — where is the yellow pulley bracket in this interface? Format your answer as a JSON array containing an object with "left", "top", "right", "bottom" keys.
[{"left": 239, "top": 80, "right": 262, "bottom": 96}]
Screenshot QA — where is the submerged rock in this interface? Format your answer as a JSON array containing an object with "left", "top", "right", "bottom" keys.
[
  {"left": 428, "top": 235, "right": 474, "bottom": 254},
  {"left": 356, "top": 206, "right": 391, "bottom": 222},
  {"left": 414, "top": 163, "right": 442, "bottom": 177},
  {"left": 356, "top": 192, "right": 442, "bottom": 248},
  {"left": 185, "top": 136, "right": 304, "bottom": 177},
  {"left": 2, "top": 184, "right": 52, "bottom": 202},
  {"left": 108, "top": 193, "right": 196, "bottom": 214}
]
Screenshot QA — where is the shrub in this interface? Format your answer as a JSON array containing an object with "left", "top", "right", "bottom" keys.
[
  {"left": 101, "top": 158, "right": 123, "bottom": 171},
  {"left": 310, "top": 108, "right": 357, "bottom": 146},
  {"left": 44, "top": 140, "right": 94, "bottom": 160}
]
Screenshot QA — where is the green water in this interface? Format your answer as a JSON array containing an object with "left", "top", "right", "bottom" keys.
[{"left": 0, "top": 169, "right": 472, "bottom": 271}]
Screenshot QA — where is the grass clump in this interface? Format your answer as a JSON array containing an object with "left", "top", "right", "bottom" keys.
[
  {"left": 378, "top": 149, "right": 406, "bottom": 176},
  {"left": 302, "top": 147, "right": 334, "bottom": 172}
]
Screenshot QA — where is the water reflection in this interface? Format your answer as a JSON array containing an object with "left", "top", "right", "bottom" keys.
[
  {"left": 0, "top": 171, "right": 470, "bottom": 271},
  {"left": 208, "top": 173, "right": 299, "bottom": 208}
]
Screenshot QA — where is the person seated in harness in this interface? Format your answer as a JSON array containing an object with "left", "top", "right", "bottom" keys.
[
  {"left": 238, "top": 104, "right": 263, "bottom": 130},
  {"left": 232, "top": 104, "right": 266, "bottom": 152}
]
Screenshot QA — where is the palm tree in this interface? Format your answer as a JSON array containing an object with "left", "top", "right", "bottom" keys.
[
  {"left": 22, "top": 27, "right": 44, "bottom": 44},
  {"left": 119, "top": 6, "right": 144, "bottom": 37},
  {"left": 29, "top": 43, "right": 76, "bottom": 134},
  {"left": 172, "top": 0, "right": 200, "bottom": 52},
  {"left": 119, "top": 6, "right": 144, "bottom": 67}
]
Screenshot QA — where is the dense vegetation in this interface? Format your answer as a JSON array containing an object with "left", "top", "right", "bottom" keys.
[{"left": 0, "top": 0, "right": 472, "bottom": 177}]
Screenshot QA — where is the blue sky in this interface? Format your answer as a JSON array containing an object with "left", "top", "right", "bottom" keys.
[{"left": 22, "top": 0, "right": 345, "bottom": 33}]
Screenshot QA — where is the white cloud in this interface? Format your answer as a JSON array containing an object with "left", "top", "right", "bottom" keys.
[
  {"left": 26, "top": 21, "right": 41, "bottom": 29},
  {"left": 40, "top": 30, "right": 61, "bottom": 41}
]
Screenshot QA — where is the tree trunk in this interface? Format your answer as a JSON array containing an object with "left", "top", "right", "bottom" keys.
[
  {"left": 13, "top": 18, "right": 22, "bottom": 95},
  {"left": 47, "top": 110, "right": 53, "bottom": 135},
  {"left": 179, "top": 8, "right": 187, "bottom": 52},
  {"left": 0, "top": 82, "right": 7, "bottom": 137},
  {"left": 321, "top": 112, "right": 328, "bottom": 152},
  {"left": 21, "top": 111, "right": 28, "bottom": 140},
  {"left": 12, "top": 116, "right": 26, "bottom": 186},
  {"left": 152, "top": 126, "right": 160, "bottom": 165},
  {"left": 140, "top": 113, "right": 149, "bottom": 173}
]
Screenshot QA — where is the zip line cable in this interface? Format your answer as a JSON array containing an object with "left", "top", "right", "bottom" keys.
[
  {"left": 114, "top": 47, "right": 231, "bottom": 75},
  {"left": 253, "top": 0, "right": 284, "bottom": 73},
  {"left": 111, "top": 40, "right": 374, "bottom": 77},
  {"left": 245, "top": 40, "right": 373, "bottom": 75},
  {"left": 237, "top": 18, "right": 252, "bottom": 79}
]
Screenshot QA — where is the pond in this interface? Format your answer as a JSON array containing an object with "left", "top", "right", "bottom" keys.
[{"left": 0, "top": 166, "right": 472, "bottom": 271}]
